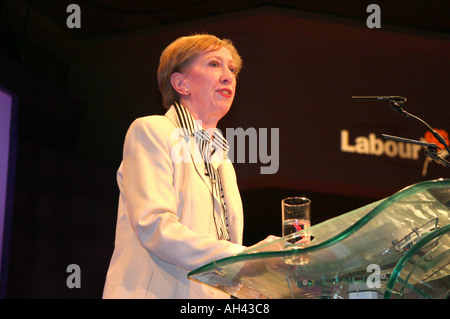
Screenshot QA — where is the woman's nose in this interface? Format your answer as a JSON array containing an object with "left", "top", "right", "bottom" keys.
[{"left": 221, "top": 67, "right": 234, "bottom": 84}]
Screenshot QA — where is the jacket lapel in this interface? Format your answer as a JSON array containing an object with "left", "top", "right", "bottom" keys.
[{"left": 186, "top": 135, "right": 213, "bottom": 193}]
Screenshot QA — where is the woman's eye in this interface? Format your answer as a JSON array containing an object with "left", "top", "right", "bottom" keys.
[{"left": 209, "top": 61, "right": 219, "bottom": 67}]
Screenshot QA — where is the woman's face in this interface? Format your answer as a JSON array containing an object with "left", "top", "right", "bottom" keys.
[{"left": 180, "top": 46, "right": 237, "bottom": 128}]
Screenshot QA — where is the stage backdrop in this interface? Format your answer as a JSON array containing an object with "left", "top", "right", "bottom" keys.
[{"left": 67, "top": 7, "right": 449, "bottom": 199}]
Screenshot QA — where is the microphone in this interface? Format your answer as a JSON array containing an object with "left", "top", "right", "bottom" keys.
[
  {"left": 352, "top": 95, "right": 450, "bottom": 154},
  {"left": 352, "top": 96, "right": 408, "bottom": 116},
  {"left": 351, "top": 96, "right": 407, "bottom": 102}
]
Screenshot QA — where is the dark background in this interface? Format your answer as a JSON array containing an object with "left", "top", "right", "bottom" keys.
[{"left": 0, "top": 1, "right": 448, "bottom": 298}]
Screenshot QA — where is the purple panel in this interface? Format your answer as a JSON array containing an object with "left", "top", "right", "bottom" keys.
[{"left": 0, "top": 88, "right": 12, "bottom": 288}]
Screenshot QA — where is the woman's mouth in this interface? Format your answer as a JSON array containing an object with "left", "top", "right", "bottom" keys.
[{"left": 217, "top": 88, "right": 233, "bottom": 97}]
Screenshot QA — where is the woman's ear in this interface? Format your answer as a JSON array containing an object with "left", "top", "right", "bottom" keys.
[{"left": 171, "top": 72, "right": 189, "bottom": 96}]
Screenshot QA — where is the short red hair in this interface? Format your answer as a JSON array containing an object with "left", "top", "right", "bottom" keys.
[{"left": 157, "top": 34, "right": 242, "bottom": 108}]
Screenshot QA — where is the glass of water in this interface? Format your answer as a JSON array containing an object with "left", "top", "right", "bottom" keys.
[{"left": 282, "top": 197, "right": 311, "bottom": 264}]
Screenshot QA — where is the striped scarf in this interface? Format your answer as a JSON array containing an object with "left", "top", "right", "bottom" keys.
[{"left": 173, "top": 102, "right": 230, "bottom": 241}]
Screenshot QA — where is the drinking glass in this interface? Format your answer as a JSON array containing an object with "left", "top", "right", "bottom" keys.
[{"left": 282, "top": 197, "right": 311, "bottom": 265}]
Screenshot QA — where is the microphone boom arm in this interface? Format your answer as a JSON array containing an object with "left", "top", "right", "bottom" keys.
[
  {"left": 389, "top": 100, "right": 450, "bottom": 154},
  {"left": 382, "top": 134, "right": 450, "bottom": 168}
]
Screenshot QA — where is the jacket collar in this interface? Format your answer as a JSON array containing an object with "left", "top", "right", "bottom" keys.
[{"left": 166, "top": 102, "right": 230, "bottom": 159}]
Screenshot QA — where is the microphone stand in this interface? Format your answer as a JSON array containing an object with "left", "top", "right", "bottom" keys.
[{"left": 352, "top": 96, "right": 450, "bottom": 168}]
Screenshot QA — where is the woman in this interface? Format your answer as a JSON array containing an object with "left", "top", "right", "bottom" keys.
[{"left": 103, "top": 34, "right": 276, "bottom": 299}]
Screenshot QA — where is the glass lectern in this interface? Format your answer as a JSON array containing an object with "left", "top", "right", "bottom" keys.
[{"left": 188, "top": 179, "right": 450, "bottom": 299}]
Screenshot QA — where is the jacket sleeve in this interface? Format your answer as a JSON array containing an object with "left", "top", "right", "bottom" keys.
[{"left": 121, "top": 117, "right": 245, "bottom": 271}]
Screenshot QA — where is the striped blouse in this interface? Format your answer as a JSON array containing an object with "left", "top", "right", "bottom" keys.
[{"left": 173, "top": 102, "right": 230, "bottom": 241}]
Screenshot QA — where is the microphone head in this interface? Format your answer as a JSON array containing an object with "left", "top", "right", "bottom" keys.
[
  {"left": 351, "top": 96, "right": 406, "bottom": 102},
  {"left": 388, "top": 96, "right": 407, "bottom": 102}
]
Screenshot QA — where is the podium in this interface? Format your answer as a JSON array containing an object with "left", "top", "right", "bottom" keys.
[{"left": 188, "top": 179, "right": 450, "bottom": 299}]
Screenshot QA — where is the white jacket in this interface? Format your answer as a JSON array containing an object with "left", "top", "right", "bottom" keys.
[{"left": 103, "top": 106, "right": 245, "bottom": 298}]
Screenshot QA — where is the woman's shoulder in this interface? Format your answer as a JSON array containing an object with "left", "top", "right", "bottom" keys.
[
  {"left": 130, "top": 114, "right": 176, "bottom": 131},
  {"left": 133, "top": 114, "right": 173, "bottom": 126},
  {"left": 125, "top": 114, "right": 180, "bottom": 144}
]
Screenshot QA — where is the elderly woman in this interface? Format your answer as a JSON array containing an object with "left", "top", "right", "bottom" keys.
[{"left": 103, "top": 34, "right": 276, "bottom": 299}]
